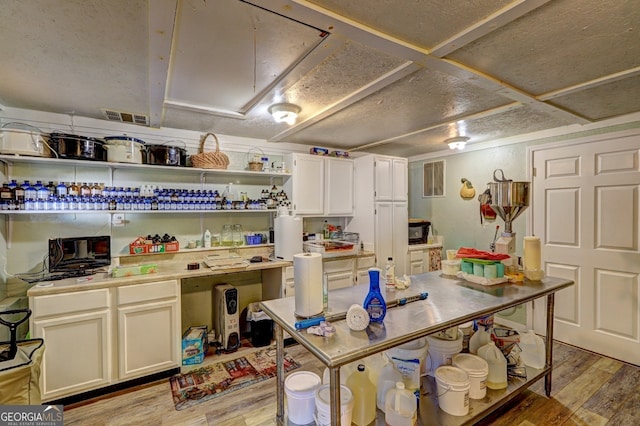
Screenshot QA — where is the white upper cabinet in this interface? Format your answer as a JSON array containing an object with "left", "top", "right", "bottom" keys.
[
  {"left": 287, "top": 153, "right": 354, "bottom": 216},
  {"left": 325, "top": 157, "right": 354, "bottom": 216},
  {"left": 374, "top": 156, "right": 407, "bottom": 202}
]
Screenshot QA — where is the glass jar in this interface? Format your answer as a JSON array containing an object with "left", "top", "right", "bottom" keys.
[
  {"left": 221, "top": 224, "right": 234, "bottom": 246},
  {"left": 232, "top": 224, "right": 243, "bottom": 246}
]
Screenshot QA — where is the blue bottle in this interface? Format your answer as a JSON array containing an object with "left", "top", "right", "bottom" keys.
[{"left": 363, "top": 268, "right": 387, "bottom": 322}]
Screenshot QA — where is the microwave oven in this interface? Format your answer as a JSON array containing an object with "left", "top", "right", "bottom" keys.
[{"left": 408, "top": 219, "right": 430, "bottom": 245}]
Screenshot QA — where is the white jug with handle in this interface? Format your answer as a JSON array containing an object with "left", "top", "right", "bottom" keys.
[{"left": 477, "top": 341, "right": 507, "bottom": 389}]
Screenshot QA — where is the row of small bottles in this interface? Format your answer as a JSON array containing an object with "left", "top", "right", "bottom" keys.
[{"left": 0, "top": 180, "right": 290, "bottom": 211}]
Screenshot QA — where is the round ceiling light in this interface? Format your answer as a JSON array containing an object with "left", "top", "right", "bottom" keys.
[
  {"left": 445, "top": 136, "right": 469, "bottom": 150},
  {"left": 268, "top": 103, "right": 301, "bottom": 126}
]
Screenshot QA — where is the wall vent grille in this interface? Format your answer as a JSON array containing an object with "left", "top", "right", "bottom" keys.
[{"left": 102, "top": 109, "right": 149, "bottom": 126}]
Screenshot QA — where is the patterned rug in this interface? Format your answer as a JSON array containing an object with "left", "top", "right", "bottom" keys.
[{"left": 169, "top": 347, "right": 301, "bottom": 411}]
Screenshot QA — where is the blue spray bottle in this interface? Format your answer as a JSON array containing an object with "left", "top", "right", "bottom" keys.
[{"left": 363, "top": 267, "right": 386, "bottom": 322}]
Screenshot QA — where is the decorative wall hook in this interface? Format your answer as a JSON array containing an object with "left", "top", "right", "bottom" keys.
[{"left": 460, "top": 178, "right": 476, "bottom": 199}]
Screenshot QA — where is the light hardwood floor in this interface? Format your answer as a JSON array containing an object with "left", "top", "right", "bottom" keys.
[{"left": 62, "top": 341, "right": 639, "bottom": 425}]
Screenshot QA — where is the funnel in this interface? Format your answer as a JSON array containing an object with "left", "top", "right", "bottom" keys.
[{"left": 487, "top": 170, "right": 530, "bottom": 234}]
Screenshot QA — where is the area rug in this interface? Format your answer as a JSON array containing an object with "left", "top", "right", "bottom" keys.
[{"left": 169, "top": 347, "right": 301, "bottom": 411}]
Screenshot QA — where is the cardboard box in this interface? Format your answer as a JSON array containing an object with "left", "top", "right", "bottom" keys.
[
  {"left": 111, "top": 263, "right": 158, "bottom": 278},
  {"left": 129, "top": 241, "right": 179, "bottom": 255},
  {"left": 182, "top": 326, "right": 208, "bottom": 365}
]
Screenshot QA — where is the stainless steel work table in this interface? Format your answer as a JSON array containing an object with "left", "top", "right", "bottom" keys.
[{"left": 260, "top": 271, "right": 574, "bottom": 425}]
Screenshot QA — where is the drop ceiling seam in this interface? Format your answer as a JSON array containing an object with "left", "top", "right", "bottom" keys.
[
  {"left": 429, "top": 0, "right": 552, "bottom": 57},
  {"left": 268, "top": 61, "right": 421, "bottom": 141},
  {"left": 537, "top": 65, "right": 640, "bottom": 101},
  {"left": 349, "top": 102, "right": 525, "bottom": 152}
]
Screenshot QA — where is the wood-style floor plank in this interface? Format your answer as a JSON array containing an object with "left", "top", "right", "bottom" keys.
[{"left": 62, "top": 341, "right": 639, "bottom": 426}]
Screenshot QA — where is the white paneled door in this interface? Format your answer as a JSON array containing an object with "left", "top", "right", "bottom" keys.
[{"left": 531, "top": 131, "right": 640, "bottom": 365}]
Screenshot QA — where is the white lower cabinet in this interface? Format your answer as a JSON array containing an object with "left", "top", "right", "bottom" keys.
[
  {"left": 323, "top": 258, "right": 355, "bottom": 290},
  {"left": 355, "top": 255, "right": 375, "bottom": 285},
  {"left": 30, "top": 280, "right": 180, "bottom": 402},
  {"left": 407, "top": 245, "right": 443, "bottom": 274},
  {"left": 116, "top": 280, "right": 180, "bottom": 380},
  {"left": 31, "top": 289, "right": 112, "bottom": 401},
  {"left": 283, "top": 266, "right": 295, "bottom": 297}
]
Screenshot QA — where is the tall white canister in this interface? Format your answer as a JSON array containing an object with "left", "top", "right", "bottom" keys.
[
  {"left": 294, "top": 252, "right": 324, "bottom": 318},
  {"left": 274, "top": 210, "right": 303, "bottom": 261}
]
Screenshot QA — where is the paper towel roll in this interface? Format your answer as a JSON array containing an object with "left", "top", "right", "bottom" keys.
[
  {"left": 294, "top": 252, "right": 324, "bottom": 318},
  {"left": 524, "top": 236, "right": 541, "bottom": 272}
]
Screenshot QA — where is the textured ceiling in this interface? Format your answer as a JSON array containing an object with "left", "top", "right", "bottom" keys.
[{"left": 0, "top": 0, "right": 638, "bottom": 157}]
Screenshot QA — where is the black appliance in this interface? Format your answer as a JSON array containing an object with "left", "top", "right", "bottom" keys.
[
  {"left": 408, "top": 219, "right": 430, "bottom": 245},
  {"left": 48, "top": 236, "right": 111, "bottom": 274}
]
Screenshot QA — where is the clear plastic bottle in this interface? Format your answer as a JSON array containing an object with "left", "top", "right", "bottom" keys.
[
  {"left": 363, "top": 267, "right": 386, "bottom": 322},
  {"left": 385, "top": 257, "right": 396, "bottom": 287},
  {"left": 377, "top": 358, "right": 403, "bottom": 411},
  {"left": 384, "top": 382, "right": 417, "bottom": 426},
  {"left": 469, "top": 327, "right": 491, "bottom": 354},
  {"left": 519, "top": 330, "right": 546, "bottom": 369},
  {"left": 477, "top": 341, "right": 507, "bottom": 389},
  {"left": 346, "top": 364, "right": 376, "bottom": 426},
  {"left": 203, "top": 229, "right": 212, "bottom": 248}
]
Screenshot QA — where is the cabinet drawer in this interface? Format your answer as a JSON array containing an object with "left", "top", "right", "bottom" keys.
[
  {"left": 117, "top": 280, "right": 179, "bottom": 305},
  {"left": 284, "top": 266, "right": 294, "bottom": 280},
  {"left": 31, "top": 289, "right": 110, "bottom": 318},
  {"left": 323, "top": 258, "right": 355, "bottom": 274},
  {"left": 284, "top": 279, "right": 295, "bottom": 297},
  {"left": 357, "top": 256, "right": 375, "bottom": 269},
  {"left": 409, "top": 250, "right": 424, "bottom": 261},
  {"left": 327, "top": 272, "right": 353, "bottom": 290}
]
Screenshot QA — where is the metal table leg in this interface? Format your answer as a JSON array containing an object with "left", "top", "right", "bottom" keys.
[
  {"left": 275, "top": 323, "right": 285, "bottom": 424},
  {"left": 329, "top": 366, "right": 342, "bottom": 426},
  {"left": 544, "top": 293, "right": 555, "bottom": 397}
]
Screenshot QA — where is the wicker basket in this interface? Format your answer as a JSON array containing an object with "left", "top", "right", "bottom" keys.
[
  {"left": 190, "top": 133, "right": 229, "bottom": 169},
  {"left": 246, "top": 147, "right": 265, "bottom": 171}
]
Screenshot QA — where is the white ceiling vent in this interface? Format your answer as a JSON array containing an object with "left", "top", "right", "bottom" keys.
[{"left": 102, "top": 109, "right": 149, "bottom": 126}]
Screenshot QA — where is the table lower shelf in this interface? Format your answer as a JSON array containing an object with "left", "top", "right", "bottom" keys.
[{"left": 372, "top": 365, "right": 548, "bottom": 425}]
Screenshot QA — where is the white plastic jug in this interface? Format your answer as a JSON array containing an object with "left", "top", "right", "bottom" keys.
[
  {"left": 519, "top": 330, "right": 546, "bottom": 369},
  {"left": 469, "top": 328, "right": 491, "bottom": 354},
  {"left": 377, "top": 358, "right": 403, "bottom": 411},
  {"left": 384, "top": 382, "right": 417, "bottom": 426},
  {"left": 477, "top": 341, "right": 507, "bottom": 389}
]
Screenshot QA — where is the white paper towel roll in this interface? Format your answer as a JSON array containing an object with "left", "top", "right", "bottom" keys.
[
  {"left": 294, "top": 252, "right": 324, "bottom": 318},
  {"left": 523, "top": 236, "right": 541, "bottom": 272}
]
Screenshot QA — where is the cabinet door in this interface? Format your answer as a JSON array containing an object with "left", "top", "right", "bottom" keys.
[
  {"left": 33, "top": 310, "right": 111, "bottom": 401},
  {"left": 392, "top": 158, "right": 408, "bottom": 201},
  {"left": 375, "top": 202, "right": 394, "bottom": 268},
  {"left": 325, "top": 158, "right": 354, "bottom": 215},
  {"left": 374, "top": 157, "right": 393, "bottom": 201},
  {"left": 326, "top": 271, "right": 354, "bottom": 290},
  {"left": 117, "top": 299, "right": 179, "bottom": 380},
  {"left": 392, "top": 202, "right": 408, "bottom": 276},
  {"left": 292, "top": 154, "right": 324, "bottom": 215}
]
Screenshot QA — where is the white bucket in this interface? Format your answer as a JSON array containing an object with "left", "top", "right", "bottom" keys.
[
  {"left": 426, "top": 331, "right": 463, "bottom": 376},
  {"left": 285, "top": 371, "right": 321, "bottom": 425},
  {"left": 385, "top": 337, "right": 428, "bottom": 386},
  {"left": 315, "top": 384, "right": 354, "bottom": 426},
  {"left": 435, "top": 366, "right": 470, "bottom": 416},
  {"left": 452, "top": 353, "right": 489, "bottom": 399}
]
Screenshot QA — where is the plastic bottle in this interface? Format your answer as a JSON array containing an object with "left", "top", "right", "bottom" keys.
[
  {"left": 469, "top": 327, "right": 491, "bottom": 354},
  {"left": 385, "top": 382, "right": 417, "bottom": 426},
  {"left": 346, "top": 364, "right": 376, "bottom": 426},
  {"left": 203, "top": 229, "right": 212, "bottom": 248},
  {"left": 363, "top": 267, "right": 386, "bottom": 323},
  {"left": 477, "top": 341, "right": 507, "bottom": 389},
  {"left": 377, "top": 357, "right": 403, "bottom": 411},
  {"left": 385, "top": 257, "right": 395, "bottom": 287},
  {"left": 519, "top": 330, "right": 546, "bottom": 369},
  {"left": 323, "top": 220, "right": 330, "bottom": 239}
]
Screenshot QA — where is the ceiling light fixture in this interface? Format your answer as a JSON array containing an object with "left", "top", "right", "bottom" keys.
[
  {"left": 445, "top": 136, "right": 469, "bottom": 150},
  {"left": 268, "top": 103, "right": 301, "bottom": 126}
]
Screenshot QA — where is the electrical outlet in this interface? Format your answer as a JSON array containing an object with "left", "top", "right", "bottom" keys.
[{"left": 112, "top": 213, "right": 125, "bottom": 227}]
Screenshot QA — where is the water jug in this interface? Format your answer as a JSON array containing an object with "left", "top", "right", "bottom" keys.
[
  {"left": 477, "top": 341, "right": 507, "bottom": 389},
  {"left": 469, "top": 327, "right": 491, "bottom": 354},
  {"left": 346, "top": 364, "right": 376, "bottom": 426},
  {"left": 519, "top": 330, "right": 546, "bottom": 369},
  {"left": 384, "top": 382, "right": 417, "bottom": 426},
  {"left": 377, "top": 357, "right": 403, "bottom": 411}
]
